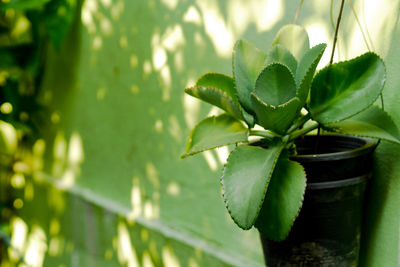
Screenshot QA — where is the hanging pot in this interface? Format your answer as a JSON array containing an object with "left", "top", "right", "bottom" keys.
[{"left": 259, "top": 134, "right": 377, "bottom": 267}]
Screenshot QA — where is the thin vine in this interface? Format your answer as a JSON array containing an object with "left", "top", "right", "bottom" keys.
[
  {"left": 294, "top": 0, "right": 305, "bottom": 24},
  {"left": 315, "top": 0, "right": 346, "bottom": 153},
  {"left": 348, "top": 0, "right": 371, "bottom": 51}
]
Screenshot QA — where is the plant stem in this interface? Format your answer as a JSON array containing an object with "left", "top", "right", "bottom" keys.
[
  {"left": 329, "top": 0, "right": 346, "bottom": 65},
  {"left": 287, "top": 113, "right": 311, "bottom": 134},
  {"left": 294, "top": 0, "right": 304, "bottom": 24},
  {"left": 289, "top": 123, "right": 319, "bottom": 142},
  {"left": 249, "top": 130, "right": 278, "bottom": 140}
]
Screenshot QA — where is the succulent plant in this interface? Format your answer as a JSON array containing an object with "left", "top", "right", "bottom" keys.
[{"left": 182, "top": 24, "right": 399, "bottom": 241}]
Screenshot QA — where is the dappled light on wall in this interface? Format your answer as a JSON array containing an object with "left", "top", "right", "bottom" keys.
[
  {"left": 128, "top": 176, "right": 142, "bottom": 221},
  {"left": 162, "top": 245, "right": 181, "bottom": 267},
  {"left": 197, "top": 1, "right": 234, "bottom": 58},
  {"left": 183, "top": 89, "right": 201, "bottom": 130},
  {"left": 160, "top": 0, "right": 178, "bottom": 10},
  {"left": 52, "top": 131, "right": 67, "bottom": 178},
  {"left": 8, "top": 217, "right": 27, "bottom": 262},
  {"left": 142, "top": 250, "right": 156, "bottom": 267},
  {"left": 347, "top": 0, "right": 398, "bottom": 58},
  {"left": 9, "top": 217, "right": 48, "bottom": 267},
  {"left": 304, "top": 21, "right": 332, "bottom": 67},
  {"left": 146, "top": 162, "right": 160, "bottom": 190},
  {"left": 48, "top": 218, "right": 64, "bottom": 257},
  {"left": 151, "top": 24, "right": 186, "bottom": 101},
  {"left": 167, "top": 181, "right": 180, "bottom": 197},
  {"left": 117, "top": 221, "right": 140, "bottom": 267},
  {"left": 201, "top": 150, "right": 218, "bottom": 172},
  {"left": 228, "top": 0, "right": 283, "bottom": 34},
  {"left": 24, "top": 225, "right": 47, "bottom": 267},
  {"left": 128, "top": 171, "right": 161, "bottom": 222},
  {"left": 2, "top": 0, "right": 399, "bottom": 266},
  {"left": 49, "top": 131, "right": 84, "bottom": 189}
]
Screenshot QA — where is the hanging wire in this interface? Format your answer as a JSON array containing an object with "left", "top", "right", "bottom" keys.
[
  {"left": 348, "top": 0, "right": 383, "bottom": 151},
  {"left": 294, "top": 0, "right": 305, "bottom": 24},
  {"left": 315, "top": 0, "right": 346, "bottom": 153},
  {"left": 330, "top": 0, "right": 342, "bottom": 61},
  {"left": 348, "top": 0, "right": 371, "bottom": 51},
  {"left": 348, "top": 0, "right": 384, "bottom": 110},
  {"left": 361, "top": 0, "right": 375, "bottom": 51},
  {"left": 330, "top": 0, "right": 335, "bottom": 30},
  {"left": 329, "top": 0, "right": 346, "bottom": 65}
]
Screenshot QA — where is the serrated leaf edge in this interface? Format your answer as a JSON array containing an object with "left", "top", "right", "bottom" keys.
[
  {"left": 251, "top": 92, "right": 300, "bottom": 110},
  {"left": 270, "top": 24, "right": 310, "bottom": 61},
  {"left": 232, "top": 39, "right": 266, "bottom": 115},
  {"left": 310, "top": 52, "right": 386, "bottom": 124},
  {"left": 255, "top": 62, "right": 296, "bottom": 101},
  {"left": 271, "top": 24, "right": 309, "bottom": 47},
  {"left": 184, "top": 86, "right": 244, "bottom": 120},
  {"left": 230, "top": 65, "right": 256, "bottom": 128},
  {"left": 181, "top": 114, "right": 249, "bottom": 159},
  {"left": 264, "top": 44, "right": 298, "bottom": 73},
  {"left": 267, "top": 159, "right": 307, "bottom": 241},
  {"left": 323, "top": 126, "right": 398, "bottom": 144},
  {"left": 296, "top": 43, "right": 327, "bottom": 101},
  {"left": 322, "top": 106, "right": 400, "bottom": 144},
  {"left": 195, "top": 72, "right": 238, "bottom": 100},
  {"left": 196, "top": 72, "right": 235, "bottom": 86},
  {"left": 220, "top": 143, "right": 284, "bottom": 230},
  {"left": 251, "top": 94, "right": 301, "bottom": 134}
]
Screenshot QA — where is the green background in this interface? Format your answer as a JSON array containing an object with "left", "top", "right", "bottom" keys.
[{"left": 7, "top": 0, "right": 400, "bottom": 266}]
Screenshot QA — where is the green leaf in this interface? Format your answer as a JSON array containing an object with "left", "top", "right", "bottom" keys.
[
  {"left": 271, "top": 24, "right": 310, "bottom": 61},
  {"left": 254, "top": 63, "right": 297, "bottom": 106},
  {"left": 251, "top": 94, "right": 301, "bottom": 135},
  {"left": 241, "top": 109, "right": 255, "bottom": 128},
  {"left": 264, "top": 44, "right": 298, "bottom": 75},
  {"left": 195, "top": 72, "right": 255, "bottom": 127},
  {"left": 196, "top": 73, "right": 238, "bottom": 103},
  {"left": 222, "top": 142, "right": 283, "bottom": 229},
  {"left": 325, "top": 105, "right": 400, "bottom": 144},
  {"left": 0, "top": 0, "right": 50, "bottom": 11},
  {"left": 255, "top": 151, "right": 307, "bottom": 241},
  {"left": 182, "top": 114, "right": 248, "bottom": 158},
  {"left": 233, "top": 40, "right": 267, "bottom": 113},
  {"left": 43, "top": 0, "right": 77, "bottom": 49},
  {"left": 184, "top": 86, "right": 243, "bottom": 120},
  {"left": 310, "top": 52, "right": 386, "bottom": 124},
  {"left": 295, "top": 43, "right": 327, "bottom": 104}
]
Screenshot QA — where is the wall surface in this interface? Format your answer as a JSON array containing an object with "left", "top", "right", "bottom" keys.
[{"left": 7, "top": 0, "right": 400, "bottom": 266}]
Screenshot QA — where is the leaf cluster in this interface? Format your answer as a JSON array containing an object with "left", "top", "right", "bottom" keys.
[
  {"left": 0, "top": 0, "right": 76, "bottom": 136},
  {"left": 182, "top": 24, "right": 399, "bottom": 241}
]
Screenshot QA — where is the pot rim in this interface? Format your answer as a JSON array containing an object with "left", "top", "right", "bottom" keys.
[{"left": 289, "top": 134, "right": 377, "bottom": 162}]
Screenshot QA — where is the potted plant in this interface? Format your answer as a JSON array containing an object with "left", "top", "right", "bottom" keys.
[{"left": 181, "top": 4, "right": 400, "bottom": 266}]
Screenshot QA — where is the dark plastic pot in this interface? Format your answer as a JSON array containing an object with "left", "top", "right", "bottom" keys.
[{"left": 259, "top": 135, "right": 377, "bottom": 267}]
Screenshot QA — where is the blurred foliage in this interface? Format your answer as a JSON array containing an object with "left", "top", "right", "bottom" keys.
[
  {"left": 0, "top": 0, "right": 76, "bottom": 264},
  {"left": 0, "top": 0, "right": 77, "bottom": 133}
]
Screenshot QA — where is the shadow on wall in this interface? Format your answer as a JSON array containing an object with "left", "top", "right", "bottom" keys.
[{"left": 2, "top": 0, "right": 400, "bottom": 266}]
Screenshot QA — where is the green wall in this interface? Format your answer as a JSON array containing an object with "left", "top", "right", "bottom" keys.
[{"left": 7, "top": 0, "right": 400, "bottom": 266}]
